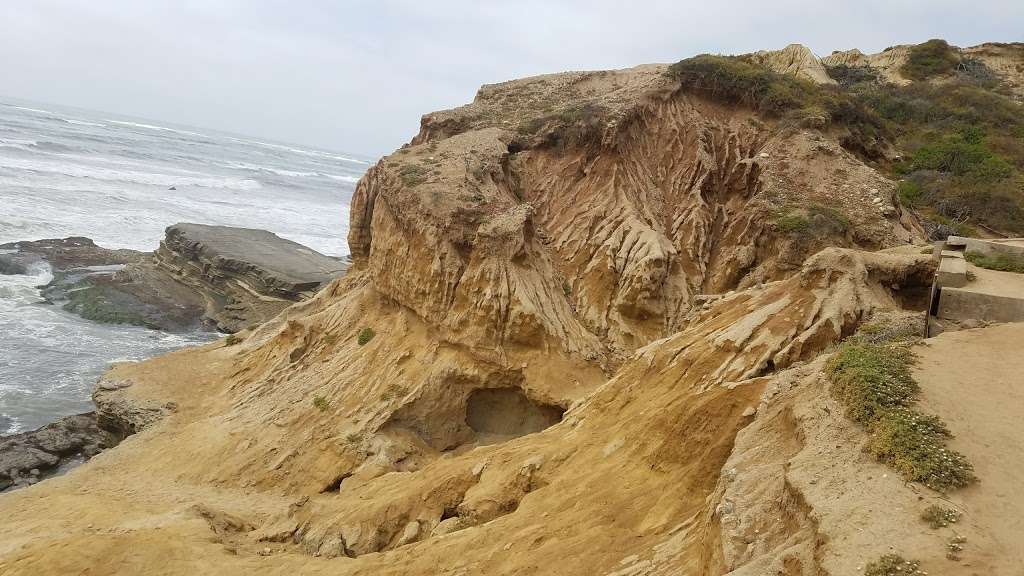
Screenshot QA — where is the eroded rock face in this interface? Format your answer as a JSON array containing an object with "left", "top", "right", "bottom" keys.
[
  {"left": 349, "top": 65, "right": 918, "bottom": 357},
  {"left": 748, "top": 43, "right": 836, "bottom": 84}
]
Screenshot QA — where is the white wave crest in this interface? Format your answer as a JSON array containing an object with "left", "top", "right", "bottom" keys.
[
  {"left": 0, "top": 156, "right": 261, "bottom": 190},
  {"left": 106, "top": 120, "right": 207, "bottom": 139},
  {"left": 226, "top": 137, "right": 368, "bottom": 164}
]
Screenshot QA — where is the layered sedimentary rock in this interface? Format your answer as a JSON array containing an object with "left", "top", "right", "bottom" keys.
[
  {"left": 118, "top": 223, "right": 349, "bottom": 332},
  {"left": 1, "top": 49, "right": 1020, "bottom": 575},
  {"left": 3, "top": 224, "right": 348, "bottom": 332},
  {"left": 749, "top": 43, "right": 836, "bottom": 84},
  {"left": 353, "top": 64, "right": 917, "bottom": 356}
]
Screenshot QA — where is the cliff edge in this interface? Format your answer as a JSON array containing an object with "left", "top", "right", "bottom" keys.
[{"left": 0, "top": 44, "right": 1021, "bottom": 575}]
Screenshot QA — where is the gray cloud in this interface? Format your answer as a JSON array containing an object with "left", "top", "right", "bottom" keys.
[{"left": 2, "top": 1, "right": 1021, "bottom": 156}]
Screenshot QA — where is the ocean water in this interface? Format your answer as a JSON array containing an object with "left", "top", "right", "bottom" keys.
[{"left": 0, "top": 100, "right": 369, "bottom": 434}]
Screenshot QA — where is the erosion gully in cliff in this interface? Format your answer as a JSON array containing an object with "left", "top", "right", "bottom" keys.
[{"left": 2, "top": 43, "right": 1023, "bottom": 575}]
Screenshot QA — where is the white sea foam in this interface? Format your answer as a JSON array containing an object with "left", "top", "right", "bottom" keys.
[
  {"left": 226, "top": 161, "right": 361, "bottom": 182},
  {"left": 0, "top": 156, "right": 261, "bottom": 190},
  {"left": 106, "top": 120, "right": 208, "bottom": 139},
  {"left": 225, "top": 136, "right": 368, "bottom": 164},
  {"left": 0, "top": 99, "right": 366, "bottom": 431},
  {"left": 61, "top": 118, "right": 106, "bottom": 128},
  {"left": 10, "top": 106, "right": 54, "bottom": 116}
]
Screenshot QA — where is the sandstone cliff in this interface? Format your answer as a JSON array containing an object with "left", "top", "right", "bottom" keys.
[{"left": 1, "top": 46, "right": 1021, "bottom": 575}]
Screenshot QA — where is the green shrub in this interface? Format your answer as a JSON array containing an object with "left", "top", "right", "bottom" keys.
[
  {"left": 825, "top": 64, "right": 879, "bottom": 88},
  {"left": 827, "top": 341, "right": 975, "bottom": 491},
  {"left": 921, "top": 504, "right": 961, "bottom": 529},
  {"left": 775, "top": 213, "right": 810, "bottom": 233},
  {"left": 827, "top": 342, "right": 918, "bottom": 424},
  {"left": 774, "top": 205, "right": 849, "bottom": 237},
  {"left": 868, "top": 407, "right": 974, "bottom": 490},
  {"left": 909, "top": 129, "right": 1012, "bottom": 182},
  {"left": 313, "top": 396, "right": 330, "bottom": 411},
  {"left": 965, "top": 251, "right": 1024, "bottom": 273},
  {"left": 666, "top": 48, "right": 1024, "bottom": 235},
  {"left": 668, "top": 54, "right": 809, "bottom": 115},
  {"left": 518, "top": 103, "right": 608, "bottom": 148},
  {"left": 901, "top": 39, "right": 960, "bottom": 81},
  {"left": 864, "top": 554, "right": 925, "bottom": 576},
  {"left": 224, "top": 334, "right": 243, "bottom": 346},
  {"left": 396, "top": 163, "right": 429, "bottom": 187},
  {"left": 897, "top": 180, "right": 923, "bottom": 207},
  {"left": 854, "top": 315, "right": 923, "bottom": 345},
  {"left": 667, "top": 54, "right": 886, "bottom": 154},
  {"left": 357, "top": 327, "right": 375, "bottom": 346}
]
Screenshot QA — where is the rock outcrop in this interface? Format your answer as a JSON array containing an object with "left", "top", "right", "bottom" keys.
[
  {"left": 0, "top": 46, "right": 1020, "bottom": 576},
  {"left": 3, "top": 224, "right": 348, "bottom": 333},
  {"left": 0, "top": 236, "right": 142, "bottom": 273},
  {"left": 114, "top": 223, "right": 350, "bottom": 332},
  {"left": 824, "top": 41, "right": 1024, "bottom": 97},
  {"left": 0, "top": 413, "right": 113, "bottom": 492},
  {"left": 749, "top": 43, "right": 836, "bottom": 84}
]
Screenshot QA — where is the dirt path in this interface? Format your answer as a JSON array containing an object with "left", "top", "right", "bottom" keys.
[{"left": 915, "top": 322, "right": 1024, "bottom": 573}]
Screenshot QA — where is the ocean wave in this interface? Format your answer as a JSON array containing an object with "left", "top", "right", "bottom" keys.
[
  {"left": 324, "top": 174, "right": 360, "bottom": 183},
  {"left": 226, "top": 161, "right": 361, "bottom": 182},
  {"left": 0, "top": 138, "right": 80, "bottom": 155},
  {"left": 6, "top": 106, "right": 104, "bottom": 128},
  {"left": 106, "top": 120, "right": 208, "bottom": 139},
  {"left": 0, "top": 262, "right": 52, "bottom": 305},
  {"left": 1, "top": 413, "right": 21, "bottom": 435},
  {"left": 0, "top": 156, "right": 261, "bottom": 190},
  {"left": 61, "top": 118, "right": 105, "bottom": 128},
  {"left": 226, "top": 137, "right": 368, "bottom": 165},
  {"left": 9, "top": 105, "right": 54, "bottom": 116}
]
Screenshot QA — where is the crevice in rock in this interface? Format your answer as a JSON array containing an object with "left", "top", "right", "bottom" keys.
[{"left": 320, "top": 472, "right": 352, "bottom": 494}]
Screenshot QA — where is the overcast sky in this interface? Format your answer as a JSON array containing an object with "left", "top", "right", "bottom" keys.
[{"left": 2, "top": 1, "right": 1021, "bottom": 156}]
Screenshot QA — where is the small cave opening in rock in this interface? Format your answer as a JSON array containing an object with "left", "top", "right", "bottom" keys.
[
  {"left": 892, "top": 284, "right": 932, "bottom": 312},
  {"left": 320, "top": 472, "right": 352, "bottom": 494},
  {"left": 465, "top": 387, "right": 565, "bottom": 444}
]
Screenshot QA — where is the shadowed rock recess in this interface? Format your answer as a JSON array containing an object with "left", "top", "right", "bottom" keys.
[{"left": 1, "top": 43, "right": 1022, "bottom": 575}]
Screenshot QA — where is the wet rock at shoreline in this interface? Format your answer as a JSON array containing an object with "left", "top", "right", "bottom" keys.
[
  {"left": 1, "top": 224, "right": 348, "bottom": 333},
  {"left": 0, "top": 413, "right": 115, "bottom": 492}
]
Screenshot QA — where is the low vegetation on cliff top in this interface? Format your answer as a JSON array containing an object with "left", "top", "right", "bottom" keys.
[
  {"left": 900, "top": 39, "right": 961, "bottom": 81},
  {"left": 827, "top": 339, "right": 975, "bottom": 491},
  {"left": 667, "top": 54, "right": 888, "bottom": 158},
  {"left": 864, "top": 554, "right": 925, "bottom": 576},
  {"left": 669, "top": 40, "right": 1024, "bottom": 236}
]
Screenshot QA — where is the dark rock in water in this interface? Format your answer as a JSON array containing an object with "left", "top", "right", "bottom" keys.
[
  {"left": 0, "top": 413, "right": 115, "bottom": 492},
  {"left": 0, "top": 237, "right": 142, "bottom": 271},
  {"left": 0, "top": 254, "right": 27, "bottom": 275},
  {"left": 114, "top": 223, "right": 350, "bottom": 332},
  {"left": 4, "top": 224, "right": 347, "bottom": 333}
]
